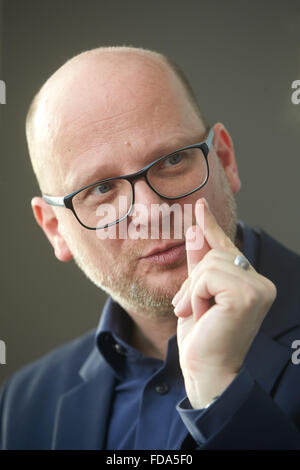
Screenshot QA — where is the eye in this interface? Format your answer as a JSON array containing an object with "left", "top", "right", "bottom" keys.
[
  {"left": 92, "top": 182, "right": 112, "bottom": 195},
  {"left": 164, "top": 153, "right": 183, "bottom": 167}
]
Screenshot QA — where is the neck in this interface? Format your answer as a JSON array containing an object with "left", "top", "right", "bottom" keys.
[{"left": 129, "top": 312, "right": 177, "bottom": 360}]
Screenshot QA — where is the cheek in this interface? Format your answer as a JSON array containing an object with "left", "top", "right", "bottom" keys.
[
  {"left": 209, "top": 153, "right": 240, "bottom": 195},
  {"left": 84, "top": 229, "right": 126, "bottom": 265},
  {"left": 57, "top": 213, "right": 109, "bottom": 261},
  {"left": 203, "top": 159, "right": 226, "bottom": 202}
]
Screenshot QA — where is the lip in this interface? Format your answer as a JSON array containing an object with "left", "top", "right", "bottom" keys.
[
  {"left": 140, "top": 241, "right": 186, "bottom": 266},
  {"left": 141, "top": 241, "right": 185, "bottom": 258}
]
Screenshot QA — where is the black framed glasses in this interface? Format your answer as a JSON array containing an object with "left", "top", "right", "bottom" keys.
[{"left": 42, "top": 128, "right": 214, "bottom": 230}]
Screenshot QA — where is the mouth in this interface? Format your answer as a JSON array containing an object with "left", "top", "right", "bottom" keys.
[{"left": 140, "top": 241, "right": 186, "bottom": 266}]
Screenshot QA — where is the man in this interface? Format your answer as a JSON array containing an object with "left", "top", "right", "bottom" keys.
[{"left": 1, "top": 46, "right": 300, "bottom": 450}]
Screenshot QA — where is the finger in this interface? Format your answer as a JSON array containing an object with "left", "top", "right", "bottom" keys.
[
  {"left": 174, "top": 257, "right": 255, "bottom": 319},
  {"left": 189, "top": 254, "right": 255, "bottom": 293},
  {"left": 197, "top": 198, "right": 238, "bottom": 251},
  {"left": 173, "top": 287, "right": 193, "bottom": 318},
  {"left": 174, "top": 286, "right": 212, "bottom": 319},
  {"left": 173, "top": 247, "right": 238, "bottom": 307},
  {"left": 185, "top": 197, "right": 237, "bottom": 277},
  {"left": 172, "top": 277, "right": 190, "bottom": 306},
  {"left": 191, "top": 269, "right": 246, "bottom": 322},
  {"left": 185, "top": 224, "right": 211, "bottom": 276}
]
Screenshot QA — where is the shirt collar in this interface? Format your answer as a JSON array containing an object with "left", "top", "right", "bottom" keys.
[
  {"left": 96, "top": 296, "right": 134, "bottom": 345},
  {"left": 96, "top": 296, "right": 179, "bottom": 378}
]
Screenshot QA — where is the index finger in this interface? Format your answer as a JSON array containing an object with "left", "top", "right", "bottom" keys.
[
  {"left": 185, "top": 225, "right": 210, "bottom": 275},
  {"left": 197, "top": 198, "right": 237, "bottom": 251},
  {"left": 185, "top": 198, "right": 237, "bottom": 276}
]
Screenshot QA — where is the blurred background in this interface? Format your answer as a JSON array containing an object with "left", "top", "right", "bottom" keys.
[{"left": 0, "top": 0, "right": 300, "bottom": 385}]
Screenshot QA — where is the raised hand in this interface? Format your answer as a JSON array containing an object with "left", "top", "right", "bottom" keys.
[{"left": 173, "top": 198, "right": 277, "bottom": 409}]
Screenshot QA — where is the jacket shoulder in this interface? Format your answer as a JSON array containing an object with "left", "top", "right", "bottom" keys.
[
  {"left": 0, "top": 328, "right": 98, "bottom": 449},
  {"left": 254, "top": 227, "right": 300, "bottom": 335},
  {"left": 257, "top": 228, "right": 300, "bottom": 269},
  {"left": 3, "top": 328, "right": 97, "bottom": 391}
]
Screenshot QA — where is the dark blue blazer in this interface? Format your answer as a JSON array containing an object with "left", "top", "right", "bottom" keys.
[{"left": 1, "top": 228, "right": 300, "bottom": 450}]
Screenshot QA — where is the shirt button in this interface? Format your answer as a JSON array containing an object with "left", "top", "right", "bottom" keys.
[
  {"left": 112, "top": 343, "right": 127, "bottom": 355},
  {"left": 155, "top": 383, "right": 169, "bottom": 395}
]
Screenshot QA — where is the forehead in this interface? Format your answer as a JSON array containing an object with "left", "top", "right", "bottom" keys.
[{"left": 39, "top": 53, "right": 205, "bottom": 193}]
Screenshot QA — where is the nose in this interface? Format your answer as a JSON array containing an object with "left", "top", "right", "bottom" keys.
[
  {"left": 128, "top": 177, "right": 166, "bottom": 231},
  {"left": 133, "top": 177, "right": 163, "bottom": 205}
]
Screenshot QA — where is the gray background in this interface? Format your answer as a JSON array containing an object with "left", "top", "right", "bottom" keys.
[{"left": 0, "top": 0, "right": 300, "bottom": 385}]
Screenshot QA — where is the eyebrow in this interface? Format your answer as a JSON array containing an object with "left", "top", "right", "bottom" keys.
[
  {"left": 65, "top": 162, "right": 112, "bottom": 194},
  {"left": 66, "top": 134, "right": 204, "bottom": 194}
]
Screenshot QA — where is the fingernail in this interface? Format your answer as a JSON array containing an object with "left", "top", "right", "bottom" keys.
[
  {"left": 186, "top": 227, "right": 197, "bottom": 242},
  {"left": 174, "top": 290, "right": 190, "bottom": 315},
  {"left": 172, "top": 290, "right": 183, "bottom": 307},
  {"left": 203, "top": 198, "right": 209, "bottom": 209}
]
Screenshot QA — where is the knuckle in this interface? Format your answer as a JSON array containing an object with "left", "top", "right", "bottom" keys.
[
  {"left": 267, "top": 279, "right": 277, "bottom": 301},
  {"left": 242, "top": 285, "right": 257, "bottom": 309},
  {"left": 224, "top": 295, "right": 239, "bottom": 312},
  {"left": 202, "top": 248, "right": 218, "bottom": 262},
  {"left": 219, "top": 235, "right": 233, "bottom": 250},
  {"left": 193, "top": 267, "right": 209, "bottom": 286},
  {"left": 263, "top": 279, "right": 277, "bottom": 306},
  {"left": 258, "top": 276, "right": 277, "bottom": 304},
  {"left": 204, "top": 262, "right": 219, "bottom": 273},
  {"left": 190, "top": 287, "right": 199, "bottom": 304},
  {"left": 191, "top": 263, "right": 217, "bottom": 290}
]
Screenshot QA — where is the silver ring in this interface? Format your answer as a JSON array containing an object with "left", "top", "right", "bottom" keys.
[{"left": 234, "top": 254, "right": 250, "bottom": 271}]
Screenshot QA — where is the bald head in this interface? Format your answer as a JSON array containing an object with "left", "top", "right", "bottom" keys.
[{"left": 26, "top": 46, "right": 206, "bottom": 194}]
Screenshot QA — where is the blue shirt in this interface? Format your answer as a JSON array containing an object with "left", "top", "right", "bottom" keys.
[{"left": 96, "top": 220, "right": 259, "bottom": 450}]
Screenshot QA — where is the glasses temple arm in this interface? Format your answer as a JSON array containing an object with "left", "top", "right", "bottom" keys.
[
  {"left": 205, "top": 128, "right": 214, "bottom": 148},
  {"left": 42, "top": 195, "right": 66, "bottom": 207}
]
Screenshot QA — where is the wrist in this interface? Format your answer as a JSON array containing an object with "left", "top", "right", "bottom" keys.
[{"left": 184, "top": 370, "right": 238, "bottom": 409}]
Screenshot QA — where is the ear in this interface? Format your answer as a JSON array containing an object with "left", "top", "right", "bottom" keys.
[
  {"left": 31, "top": 197, "right": 73, "bottom": 262},
  {"left": 212, "top": 123, "right": 241, "bottom": 194}
]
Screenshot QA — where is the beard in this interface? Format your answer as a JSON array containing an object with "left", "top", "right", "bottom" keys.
[{"left": 69, "top": 166, "right": 238, "bottom": 320}]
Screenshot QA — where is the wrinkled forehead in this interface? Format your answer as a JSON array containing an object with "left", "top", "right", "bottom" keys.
[{"left": 34, "top": 52, "right": 204, "bottom": 193}]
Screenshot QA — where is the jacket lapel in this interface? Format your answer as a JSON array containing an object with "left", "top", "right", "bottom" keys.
[
  {"left": 51, "top": 346, "right": 116, "bottom": 450},
  {"left": 243, "top": 227, "right": 300, "bottom": 394},
  {"left": 244, "top": 330, "right": 292, "bottom": 394},
  {"left": 254, "top": 227, "right": 300, "bottom": 337}
]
